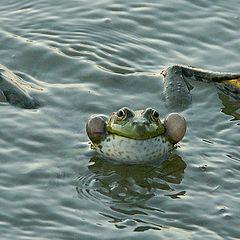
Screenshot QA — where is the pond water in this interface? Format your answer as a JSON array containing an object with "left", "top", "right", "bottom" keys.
[{"left": 0, "top": 0, "right": 240, "bottom": 239}]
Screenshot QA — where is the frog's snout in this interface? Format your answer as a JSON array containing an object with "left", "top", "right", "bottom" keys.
[
  {"left": 132, "top": 119, "right": 149, "bottom": 125},
  {"left": 131, "top": 117, "right": 150, "bottom": 137},
  {"left": 133, "top": 123, "right": 147, "bottom": 137}
]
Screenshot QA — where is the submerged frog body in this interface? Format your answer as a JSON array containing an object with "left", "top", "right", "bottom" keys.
[{"left": 86, "top": 107, "right": 186, "bottom": 163}]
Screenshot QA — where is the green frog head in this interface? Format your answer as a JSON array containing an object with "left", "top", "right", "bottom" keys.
[{"left": 106, "top": 107, "right": 165, "bottom": 140}]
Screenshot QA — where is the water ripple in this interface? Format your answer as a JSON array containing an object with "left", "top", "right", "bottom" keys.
[{"left": 76, "top": 155, "right": 186, "bottom": 205}]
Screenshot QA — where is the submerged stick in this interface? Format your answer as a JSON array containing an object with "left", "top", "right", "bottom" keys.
[{"left": 162, "top": 64, "right": 240, "bottom": 110}]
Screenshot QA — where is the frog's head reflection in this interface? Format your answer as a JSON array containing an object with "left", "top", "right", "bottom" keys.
[{"left": 76, "top": 154, "right": 187, "bottom": 203}]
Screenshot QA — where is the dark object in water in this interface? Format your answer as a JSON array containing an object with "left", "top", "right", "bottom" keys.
[
  {"left": 162, "top": 64, "right": 240, "bottom": 110},
  {"left": 0, "top": 63, "right": 239, "bottom": 109},
  {"left": 0, "top": 64, "right": 39, "bottom": 109}
]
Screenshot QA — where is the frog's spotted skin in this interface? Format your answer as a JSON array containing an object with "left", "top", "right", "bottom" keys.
[{"left": 93, "top": 134, "right": 174, "bottom": 164}]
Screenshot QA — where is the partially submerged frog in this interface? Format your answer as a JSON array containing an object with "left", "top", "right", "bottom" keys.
[{"left": 86, "top": 107, "right": 186, "bottom": 163}]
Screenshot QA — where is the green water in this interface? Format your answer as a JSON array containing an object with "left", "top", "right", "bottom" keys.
[{"left": 0, "top": 0, "right": 239, "bottom": 239}]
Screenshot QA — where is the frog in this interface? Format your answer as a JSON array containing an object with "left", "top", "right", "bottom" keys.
[{"left": 86, "top": 107, "right": 187, "bottom": 163}]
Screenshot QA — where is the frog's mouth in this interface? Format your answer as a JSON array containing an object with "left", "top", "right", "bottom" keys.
[{"left": 107, "top": 123, "right": 164, "bottom": 140}]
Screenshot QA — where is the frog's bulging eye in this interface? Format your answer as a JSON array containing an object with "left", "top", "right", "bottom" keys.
[
  {"left": 151, "top": 110, "right": 160, "bottom": 121},
  {"left": 117, "top": 110, "right": 124, "bottom": 117},
  {"left": 144, "top": 107, "right": 160, "bottom": 122},
  {"left": 116, "top": 107, "right": 134, "bottom": 121},
  {"left": 116, "top": 109, "right": 126, "bottom": 120},
  {"left": 153, "top": 110, "right": 159, "bottom": 118}
]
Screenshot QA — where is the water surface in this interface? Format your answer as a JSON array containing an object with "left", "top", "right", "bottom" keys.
[{"left": 0, "top": 0, "right": 240, "bottom": 239}]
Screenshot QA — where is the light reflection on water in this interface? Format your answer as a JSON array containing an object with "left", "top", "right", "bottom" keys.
[{"left": 0, "top": 0, "right": 240, "bottom": 239}]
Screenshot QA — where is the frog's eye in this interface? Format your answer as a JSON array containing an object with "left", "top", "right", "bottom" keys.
[
  {"left": 151, "top": 110, "right": 160, "bottom": 121},
  {"left": 116, "top": 109, "right": 127, "bottom": 120}
]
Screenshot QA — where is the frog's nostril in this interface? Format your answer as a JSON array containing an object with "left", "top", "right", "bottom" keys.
[
  {"left": 134, "top": 124, "right": 146, "bottom": 136},
  {"left": 132, "top": 120, "right": 148, "bottom": 125}
]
